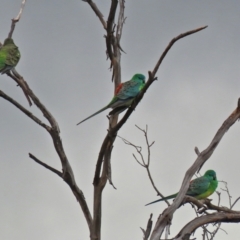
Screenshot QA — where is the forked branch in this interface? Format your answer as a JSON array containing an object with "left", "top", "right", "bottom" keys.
[
  {"left": 0, "top": 83, "right": 93, "bottom": 232},
  {"left": 119, "top": 126, "right": 170, "bottom": 206},
  {"left": 1, "top": 11, "right": 93, "bottom": 230},
  {"left": 150, "top": 99, "right": 240, "bottom": 240},
  {"left": 94, "top": 26, "right": 208, "bottom": 187}
]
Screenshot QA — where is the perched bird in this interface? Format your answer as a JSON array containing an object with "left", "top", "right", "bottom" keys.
[
  {"left": 0, "top": 38, "right": 21, "bottom": 74},
  {"left": 145, "top": 170, "right": 218, "bottom": 206},
  {"left": 77, "top": 73, "right": 146, "bottom": 125}
]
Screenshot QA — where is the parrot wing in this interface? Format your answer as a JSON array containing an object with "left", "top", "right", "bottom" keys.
[
  {"left": 0, "top": 49, "right": 7, "bottom": 71},
  {"left": 108, "top": 80, "right": 143, "bottom": 109},
  {"left": 5, "top": 46, "right": 20, "bottom": 66},
  {"left": 116, "top": 80, "right": 143, "bottom": 99},
  {"left": 0, "top": 43, "right": 20, "bottom": 73},
  {"left": 187, "top": 176, "right": 211, "bottom": 197}
]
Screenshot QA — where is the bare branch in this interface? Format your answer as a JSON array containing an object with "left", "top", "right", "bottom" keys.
[
  {"left": 116, "top": 0, "right": 126, "bottom": 53},
  {"left": 1, "top": 14, "right": 32, "bottom": 106},
  {"left": 83, "top": 0, "right": 107, "bottom": 29},
  {"left": 135, "top": 125, "right": 154, "bottom": 166},
  {"left": 187, "top": 198, "right": 240, "bottom": 214},
  {"left": 133, "top": 153, "right": 145, "bottom": 167},
  {"left": 221, "top": 181, "right": 232, "bottom": 207},
  {"left": 152, "top": 26, "right": 207, "bottom": 77},
  {"left": 8, "top": 0, "right": 26, "bottom": 38},
  {"left": 218, "top": 227, "right": 228, "bottom": 235},
  {"left": 119, "top": 128, "right": 170, "bottom": 206},
  {"left": 118, "top": 135, "right": 145, "bottom": 166},
  {"left": 2, "top": 69, "right": 94, "bottom": 234},
  {"left": 112, "top": 26, "right": 207, "bottom": 130},
  {"left": 0, "top": 89, "right": 50, "bottom": 130},
  {"left": 194, "top": 147, "right": 200, "bottom": 156},
  {"left": 174, "top": 212, "right": 240, "bottom": 240},
  {"left": 231, "top": 197, "right": 240, "bottom": 209},
  {"left": 141, "top": 214, "right": 153, "bottom": 240},
  {"left": 29, "top": 153, "right": 63, "bottom": 177},
  {"left": 150, "top": 98, "right": 240, "bottom": 240},
  {"left": 105, "top": 145, "right": 117, "bottom": 189},
  {"left": 197, "top": 99, "right": 240, "bottom": 172},
  {"left": 92, "top": 0, "right": 124, "bottom": 186},
  {"left": 29, "top": 152, "right": 93, "bottom": 230},
  {"left": 106, "top": 0, "right": 118, "bottom": 63},
  {"left": 116, "top": 0, "right": 125, "bottom": 38},
  {"left": 209, "top": 223, "right": 222, "bottom": 240},
  {"left": 172, "top": 192, "right": 239, "bottom": 239},
  {"left": 83, "top": 18, "right": 208, "bottom": 240},
  {"left": 7, "top": 71, "right": 32, "bottom": 106},
  {"left": 216, "top": 190, "right": 221, "bottom": 207},
  {"left": 21, "top": 77, "right": 60, "bottom": 132},
  {"left": 6, "top": 71, "right": 62, "bottom": 133},
  {"left": 219, "top": 181, "right": 240, "bottom": 210}
]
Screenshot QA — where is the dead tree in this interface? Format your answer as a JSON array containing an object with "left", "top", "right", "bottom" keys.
[{"left": 1, "top": 1, "right": 240, "bottom": 240}]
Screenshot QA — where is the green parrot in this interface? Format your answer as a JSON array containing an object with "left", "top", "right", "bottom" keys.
[
  {"left": 0, "top": 38, "right": 21, "bottom": 74},
  {"left": 145, "top": 170, "right": 218, "bottom": 206},
  {"left": 77, "top": 73, "right": 146, "bottom": 125}
]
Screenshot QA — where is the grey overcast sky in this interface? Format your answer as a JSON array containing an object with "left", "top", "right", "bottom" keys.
[{"left": 1, "top": 1, "right": 240, "bottom": 239}]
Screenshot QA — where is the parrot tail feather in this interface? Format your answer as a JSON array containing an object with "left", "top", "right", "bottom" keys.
[
  {"left": 77, "top": 105, "right": 109, "bottom": 125},
  {"left": 145, "top": 193, "right": 178, "bottom": 206}
]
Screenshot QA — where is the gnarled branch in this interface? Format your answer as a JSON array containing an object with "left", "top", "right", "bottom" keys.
[
  {"left": 174, "top": 212, "right": 240, "bottom": 240},
  {"left": 150, "top": 99, "right": 240, "bottom": 240}
]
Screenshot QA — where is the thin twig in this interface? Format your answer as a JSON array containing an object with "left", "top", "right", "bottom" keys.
[
  {"left": 231, "top": 197, "right": 240, "bottom": 209},
  {"left": 152, "top": 26, "right": 207, "bottom": 77},
  {"left": 0, "top": 89, "right": 50, "bottom": 130},
  {"left": 195, "top": 147, "right": 200, "bottom": 156},
  {"left": 29, "top": 153, "right": 63, "bottom": 177},
  {"left": 209, "top": 223, "right": 222, "bottom": 240},
  {"left": 221, "top": 181, "right": 232, "bottom": 207},
  {"left": 118, "top": 127, "right": 170, "bottom": 206},
  {"left": 220, "top": 181, "right": 240, "bottom": 210},
  {"left": 141, "top": 213, "right": 153, "bottom": 240},
  {"left": 8, "top": 0, "right": 26, "bottom": 38},
  {"left": 216, "top": 191, "right": 221, "bottom": 207},
  {"left": 135, "top": 125, "right": 155, "bottom": 166},
  {"left": 83, "top": 0, "right": 107, "bottom": 29}
]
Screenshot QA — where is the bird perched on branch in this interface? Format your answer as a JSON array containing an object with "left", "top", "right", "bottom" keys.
[
  {"left": 145, "top": 170, "right": 218, "bottom": 206},
  {"left": 77, "top": 73, "right": 146, "bottom": 125},
  {"left": 0, "top": 38, "right": 21, "bottom": 74}
]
